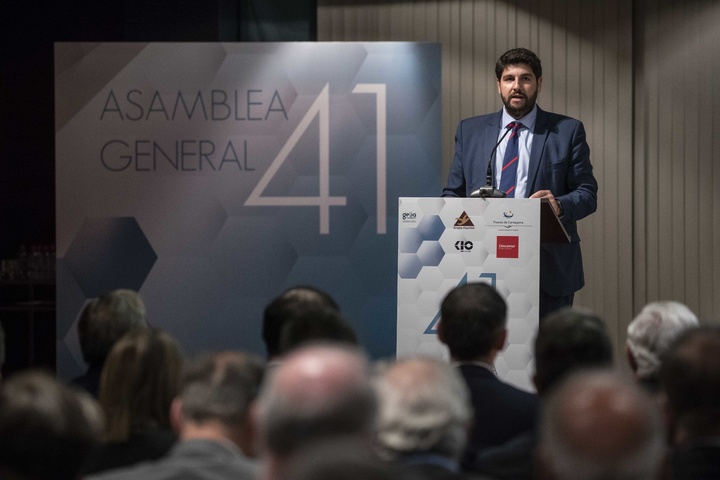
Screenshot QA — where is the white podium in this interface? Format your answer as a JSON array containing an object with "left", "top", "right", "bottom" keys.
[{"left": 397, "top": 197, "right": 550, "bottom": 392}]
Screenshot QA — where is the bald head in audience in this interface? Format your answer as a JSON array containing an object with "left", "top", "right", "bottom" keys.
[
  {"left": 537, "top": 370, "right": 665, "bottom": 480},
  {"left": 255, "top": 343, "right": 376, "bottom": 480}
]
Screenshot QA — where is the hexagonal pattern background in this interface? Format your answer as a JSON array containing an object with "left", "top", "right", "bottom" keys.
[
  {"left": 397, "top": 197, "right": 540, "bottom": 392},
  {"left": 56, "top": 43, "right": 441, "bottom": 380}
]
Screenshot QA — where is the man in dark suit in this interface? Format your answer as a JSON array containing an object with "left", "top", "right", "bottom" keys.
[
  {"left": 438, "top": 282, "right": 539, "bottom": 471},
  {"left": 474, "top": 307, "right": 614, "bottom": 479},
  {"left": 442, "top": 48, "right": 598, "bottom": 319}
]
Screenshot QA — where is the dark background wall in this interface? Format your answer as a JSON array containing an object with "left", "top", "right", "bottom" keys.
[
  {"left": 0, "top": 0, "right": 316, "bottom": 258},
  {"left": 0, "top": 0, "right": 316, "bottom": 375}
]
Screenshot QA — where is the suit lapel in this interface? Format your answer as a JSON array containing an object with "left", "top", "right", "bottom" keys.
[{"left": 527, "top": 107, "right": 549, "bottom": 195}]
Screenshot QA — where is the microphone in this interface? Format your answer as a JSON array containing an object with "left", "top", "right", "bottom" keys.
[{"left": 470, "top": 124, "right": 513, "bottom": 198}]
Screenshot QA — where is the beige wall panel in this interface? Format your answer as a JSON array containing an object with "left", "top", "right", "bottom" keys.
[
  {"left": 318, "top": 0, "right": 720, "bottom": 354},
  {"left": 635, "top": 0, "right": 720, "bottom": 323}
]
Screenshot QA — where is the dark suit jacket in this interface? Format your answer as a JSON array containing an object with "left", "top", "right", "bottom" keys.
[
  {"left": 456, "top": 364, "right": 539, "bottom": 471},
  {"left": 71, "top": 363, "right": 103, "bottom": 398},
  {"left": 474, "top": 429, "right": 535, "bottom": 480},
  {"left": 83, "top": 429, "right": 178, "bottom": 475},
  {"left": 397, "top": 462, "right": 496, "bottom": 480},
  {"left": 671, "top": 439, "right": 720, "bottom": 480},
  {"left": 443, "top": 107, "right": 598, "bottom": 297},
  {"left": 86, "top": 439, "right": 256, "bottom": 480}
]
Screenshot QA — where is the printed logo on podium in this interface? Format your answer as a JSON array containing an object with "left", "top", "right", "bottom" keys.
[
  {"left": 496, "top": 236, "right": 519, "bottom": 258},
  {"left": 453, "top": 211, "right": 474, "bottom": 229}
]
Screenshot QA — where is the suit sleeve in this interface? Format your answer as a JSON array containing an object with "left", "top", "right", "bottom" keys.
[{"left": 557, "top": 121, "right": 597, "bottom": 224}]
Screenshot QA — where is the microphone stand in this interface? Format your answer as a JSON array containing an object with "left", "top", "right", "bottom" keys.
[{"left": 470, "top": 123, "right": 512, "bottom": 199}]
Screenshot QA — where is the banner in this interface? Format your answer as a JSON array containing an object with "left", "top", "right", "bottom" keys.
[{"left": 55, "top": 42, "right": 441, "bottom": 379}]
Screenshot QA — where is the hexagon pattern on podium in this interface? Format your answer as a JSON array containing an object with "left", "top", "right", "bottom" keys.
[{"left": 397, "top": 197, "right": 540, "bottom": 392}]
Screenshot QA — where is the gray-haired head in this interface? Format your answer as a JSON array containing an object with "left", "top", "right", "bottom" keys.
[
  {"left": 374, "top": 356, "right": 471, "bottom": 461},
  {"left": 626, "top": 301, "right": 698, "bottom": 380},
  {"left": 78, "top": 289, "right": 148, "bottom": 365}
]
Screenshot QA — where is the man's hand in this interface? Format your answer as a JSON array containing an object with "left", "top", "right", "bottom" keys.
[{"left": 530, "top": 190, "right": 561, "bottom": 216}]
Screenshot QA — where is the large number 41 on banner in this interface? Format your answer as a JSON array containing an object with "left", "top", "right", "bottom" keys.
[{"left": 244, "top": 83, "right": 387, "bottom": 235}]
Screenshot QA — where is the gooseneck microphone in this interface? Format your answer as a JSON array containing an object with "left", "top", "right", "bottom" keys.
[{"left": 470, "top": 123, "right": 513, "bottom": 198}]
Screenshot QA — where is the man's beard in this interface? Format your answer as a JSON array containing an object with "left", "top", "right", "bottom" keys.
[{"left": 501, "top": 90, "right": 537, "bottom": 119}]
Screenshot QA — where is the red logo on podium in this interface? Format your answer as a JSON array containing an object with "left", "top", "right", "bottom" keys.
[{"left": 496, "top": 236, "right": 519, "bottom": 258}]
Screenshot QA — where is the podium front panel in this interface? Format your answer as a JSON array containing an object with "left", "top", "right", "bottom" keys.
[{"left": 397, "top": 197, "right": 540, "bottom": 391}]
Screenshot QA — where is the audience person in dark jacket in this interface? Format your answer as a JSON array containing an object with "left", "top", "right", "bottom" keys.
[
  {"left": 475, "top": 307, "right": 613, "bottom": 479},
  {"left": 438, "top": 282, "right": 539, "bottom": 470}
]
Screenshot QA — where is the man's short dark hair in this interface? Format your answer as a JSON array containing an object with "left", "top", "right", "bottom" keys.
[
  {"left": 659, "top": 324, "right": 720, "bottom": 438},
  {"left": 180, "top": 351, "right": 265, "bottom": 426},
  {"left": 440, "top": 283, "right": 507, "bottom": 360},
  {"left": 495, "top": 48, "right": 542, "bottom": 81},
  {"left": 279, "top": 306, "right": 357, "bottom": 356},
  {"left": 262, "top": 286, "right": 340, "bottom": 358},
  {"left": 534, "top": 308, "right": 613, "bottom": 394}
]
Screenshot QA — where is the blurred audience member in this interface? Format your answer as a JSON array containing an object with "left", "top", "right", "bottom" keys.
[
  {"left": 536, "top": 370, "right": 665, "bottom": 480},
  {"left": 278, "top": 305, "right": 357, "bottom": 356},
  {"left": 88, "top": 351, "right": 264, "bottom": 480},
  {"left": 0, "top": 370, "right": 103, "bottom": 480},
  {"left": 626, "top": 301, "right": 698, "bottom": 393},
  {"left": 438, "top": 282, "right": 538, "bottom": 469},
  {"left": 476, "top": 307, "right": 614, "bottom": 479},
  {"left": 280, "top": 436, "right": 395, "bottom": 480},
  {"left": 254, "top": 343, "right": 376, "bottom": 480},
  {"left": 262, "top": 285, "right": 340, "bottom": 362},
  {"left": 84, "top": 328, "right": 183, "bottom": 474},
  {"left": 374, "top": 355, "right": 492, "bottom": 480},
  {"left": 660, "top": 324, "right": 720, "bottom": 479},
  {"left": 72, "top": 289, "right": 148, "bottom": 396}
]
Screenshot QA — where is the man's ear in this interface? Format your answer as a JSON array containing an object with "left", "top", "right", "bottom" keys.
[
  {"left": 494, "top": 328, "right": 508, "bottom": 352},
  {"left": 170, "top": 397, "right": 184, "bottom": 434},
  {"left": 436, "top": 319, "right": 446, "bottom": 344}
]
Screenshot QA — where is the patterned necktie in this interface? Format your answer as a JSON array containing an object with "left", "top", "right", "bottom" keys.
[{"left": 499, "top": 122, "right": 523, "bottom": 198}]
